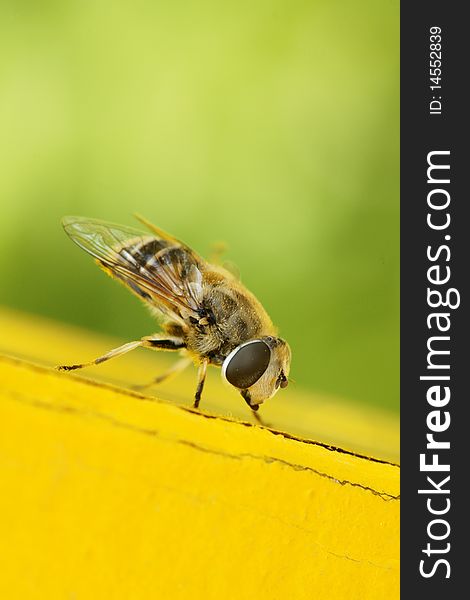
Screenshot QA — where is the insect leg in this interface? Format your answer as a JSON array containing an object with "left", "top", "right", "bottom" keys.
[
  {"left": 56, "top": 340, "right": 144, "bottom": 372},
  {"left": 142, "top": 335, "right": 186, "bottom": 351},
  {"left": 133, "top": 356, "right": 192, "bottom": 390},
  {"left": 240, "top": 390, "right": 266, "bottom": 426},
  {"left": 57, "top": 335, "right": 187, "bottom": 373},
  {"left": 251, "top": 410, "right": 266, "bottom": 426},
  {"left": 193, "top": 359, "right": 208, "bottom": 408}
]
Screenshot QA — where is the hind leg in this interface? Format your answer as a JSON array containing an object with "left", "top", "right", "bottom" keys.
[
  {"left": 57, "top": 340, "right": 146, "bottom": 371},
  {"left": 57, "top": 335, "right": 185, "bottom": 372},
  {"left": 133, "top": 356, "right": 192, "bottom": 390}
]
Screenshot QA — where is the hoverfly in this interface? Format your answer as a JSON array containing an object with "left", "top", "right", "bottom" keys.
[{"left": 57, "top": 215, "right": 291, "bottom": 418}]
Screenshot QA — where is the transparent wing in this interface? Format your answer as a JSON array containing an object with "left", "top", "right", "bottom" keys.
[{"left": 62, "top": 216, "right": 205, "bottom": 323}]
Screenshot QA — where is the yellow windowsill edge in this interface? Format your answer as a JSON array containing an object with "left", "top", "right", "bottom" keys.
[{"left": 0, "top": 307, "right": 399, "bottom": 599}]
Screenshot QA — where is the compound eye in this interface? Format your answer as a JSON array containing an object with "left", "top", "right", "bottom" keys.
[{"left": 224, "top": 340, "right": 271, "bottom": 389}]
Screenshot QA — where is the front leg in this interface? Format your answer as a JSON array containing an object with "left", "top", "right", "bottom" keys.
[{"left": 241, "top": 390, "right": 265, "bottom": 426}]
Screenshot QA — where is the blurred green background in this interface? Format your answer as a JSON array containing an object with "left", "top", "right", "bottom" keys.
[{"left": 0, "top": 0, "right": 398, "bottom": 412}]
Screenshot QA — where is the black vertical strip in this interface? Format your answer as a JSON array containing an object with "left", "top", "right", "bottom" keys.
[{"left": 401, "top": 3, "right": 465, "bottom": 596}]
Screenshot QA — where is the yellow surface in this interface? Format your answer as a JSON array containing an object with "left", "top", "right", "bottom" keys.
[
  {"left": 0, "top": 308, "right": 399, "bottom": 599},
  {"left": 0, "top": 307, "right": 399, "bottom": 462}
]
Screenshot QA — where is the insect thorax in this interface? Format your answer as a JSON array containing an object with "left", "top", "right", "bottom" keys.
[{"left": 184, "top": 284, "right": 270, "bottom": 364}]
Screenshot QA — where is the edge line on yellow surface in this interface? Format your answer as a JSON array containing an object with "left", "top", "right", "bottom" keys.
[
  {"left": 1, "top": 353, "right": 399, "bottom": 503},
  {"left": 7, "top": 386, "right": 400, "bottom": 502},
  {"left": 1, "top": 352, "right": 399, "bottom": 467}
]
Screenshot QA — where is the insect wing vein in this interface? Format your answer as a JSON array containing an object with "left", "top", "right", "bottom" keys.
[{"left": 62, "top": 216, "right": 202, "bottom": 320}]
